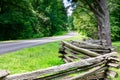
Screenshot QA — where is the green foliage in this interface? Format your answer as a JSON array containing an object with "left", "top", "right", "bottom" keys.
[
  {"left": 73, "top": 10, "right": 97, "bottom": 39},
  {"left": 53, "top": 31, "right": 67, "bottom": 36},
  {"left": 110, "top": 1, "right": 120, "bottom": 41},
  {"left": 68, "top": 16, "right": 75, "bottom": 30},
  {"left": 39, "top": 0, "right": 68, "bottom": 35},
  {"left": 0, "top": 0, "right": 68, "bottom": 40},
  {"left": 0, "top": 11, "right": 37, "bottom": 40}
]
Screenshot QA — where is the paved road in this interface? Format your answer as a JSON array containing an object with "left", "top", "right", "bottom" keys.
[{"left": 0, "top": 32, "right": 77, "bottom": 54}]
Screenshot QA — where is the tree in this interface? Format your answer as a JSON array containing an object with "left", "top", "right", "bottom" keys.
[
  {"left": 0, "top": 0, "right": 36, "bottom": 40},
  {"left": 72, "top": 0, "right": 111, "bottom": 47},
  {"left": 0, "top": 0, "right": 68, "bottom": 40}
]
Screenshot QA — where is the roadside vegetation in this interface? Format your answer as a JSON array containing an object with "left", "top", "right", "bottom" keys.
[
  {"left": 0, "top": 33, "right": 85, "bottom": 74},
  {"left": 0, "top": 42, "right": 63, "bottom": 74}
]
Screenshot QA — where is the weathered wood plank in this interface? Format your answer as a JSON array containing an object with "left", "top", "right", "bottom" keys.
[
  {"left": 69, "top": 66, "right": 107, "bottom": 80},
  {"left": 108, "top": 57, "right": 120, "bottom": 62},
  {"left": 85, "top": 72, "right": 105, "bottom": 80},
  {"left": 83, "top": 39, "right": 106, "bottom": 46},
  {"left": 64, "top": 50, "right": 80, "bottom": 59},
  {"left": 71, "top": 40, "right": 107, "bottom": 49},
  {"left": 0, "top": 70, "right": 10, "bottom": 78},
  {"left": 107, "top": 70, "right": 118, "bottom": 78},
  {"left": 63, "top": 41, "right": 101, "bottom": 57},
  {"left": 87, "top": 49, "right": 111, "bottom": 53},
  {"left": 108, "top": 63, "right": 120, "bottom": 68},
  {"left": 63, "top": 46, "right": 87, "bottom": 59},
  {"left": 64, "top": 55, "right": 74, "bottom": 62},
  {"left": 4, "top": 52, "right": 116, "bottom": 80},
  {"left": 38, "top": 60, "right": 107, "bottom": 80},
  {"left": 63, "top": 46, "right": 81, "bottom": 55},
  {"left": 63, "top": 58, "right": 70, "bottom": 63}
]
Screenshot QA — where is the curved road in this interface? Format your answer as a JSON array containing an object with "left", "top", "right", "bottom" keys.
[{"left": 0, "top": 32, "right": 77, "bottom": 55}]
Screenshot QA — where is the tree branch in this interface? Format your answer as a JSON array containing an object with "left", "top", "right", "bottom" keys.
[
  {"left": 94, "top": 0, "right": 105, "bottom": 15},
  {"left": 84, "top": 0, "right": 104, "bottom": 18},
  {"left": 75, "top": 4, "right": 96, "bottom": 21}
]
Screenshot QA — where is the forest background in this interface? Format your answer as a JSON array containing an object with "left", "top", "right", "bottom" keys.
[{"left": 0, "top": 0, "right": 119, "bottom": 41}]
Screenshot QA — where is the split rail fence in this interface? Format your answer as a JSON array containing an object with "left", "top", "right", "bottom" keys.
[
  {"left": 59, "top": 40, "right": 120, "bottom": 80},
  {"left": 0, "top": 40, "right": 120, "bottom": 80}
]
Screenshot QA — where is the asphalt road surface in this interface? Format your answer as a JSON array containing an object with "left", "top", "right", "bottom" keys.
[{"left": 0, "top": 32, "right": 77, "bottom": 55}]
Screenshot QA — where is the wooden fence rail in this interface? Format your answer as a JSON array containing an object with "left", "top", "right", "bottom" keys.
[
  {"left": 0, "top": 52, "right": 119, "bottom": 80},
  {"left": 59, "top": 40, "right": 120, "bottom": 79},
  {"left": 0, "top": 40, "right": 119, "bottom": 80}
]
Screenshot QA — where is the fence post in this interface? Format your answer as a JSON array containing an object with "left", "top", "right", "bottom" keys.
[{"left": 103, "top": 57, "right": 120, "bottom": 80}]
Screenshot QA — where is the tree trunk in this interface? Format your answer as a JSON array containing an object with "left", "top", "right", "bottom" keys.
[
  {"left": 69, "top": 0, "right": 112, "bottom": 47},
  {"left": 95, "top": 0, "right": 112, "bottom": 47}
]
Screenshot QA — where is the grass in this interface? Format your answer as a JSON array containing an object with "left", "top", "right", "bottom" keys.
[
  {"left": 113, "top": 41, "right": 120, "bottom": 53},
  {"left": 53, "top": 31, "right": 68, "bottom": 36},
  {"left": 0, "top": 33, "right": 85, "bottom": 74},
  {"left": 0, "top": 42, "right": 63, "bottom": 74},
  {"left": 112, "top": 41, "right": 120, "bottom": 80}
]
